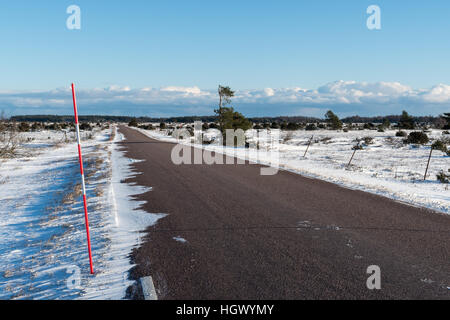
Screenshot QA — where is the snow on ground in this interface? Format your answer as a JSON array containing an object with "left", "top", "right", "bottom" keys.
[
  {"left": 135, "top": 127, "right": 450, "bottom": 215},
  {"left": 0, "top": 126, "right": 164, "bottom": 300},
  {"left": 82, "top": 128, "right": 166, "bottom": 300}
]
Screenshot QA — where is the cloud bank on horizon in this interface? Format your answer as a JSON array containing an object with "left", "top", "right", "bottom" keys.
[{"left": 1, "top": 81, "right": 449, "bottom": 118}]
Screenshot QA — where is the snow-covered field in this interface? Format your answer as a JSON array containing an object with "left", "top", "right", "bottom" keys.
[
  {"left": 136, "top": 127, "right": 450, "bottom": 215},
  {"left": 0, "top": 126, "right": 163, "bottom": 300}
]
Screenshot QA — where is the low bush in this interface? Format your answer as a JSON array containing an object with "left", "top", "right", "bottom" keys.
[
  {"left": 60, "top": 122, "right": 69, "bottom": 130},
  {"left": 45, "top": 123, "right": 61, "bottom": 130},
  {"left": 18, "top": 122, "right": 30, "bottom": 132},
  {"left": 128, "top": 119, "right": 138, "bottom": 127},
  {"left": 363, "top": 136, "right": 374, "bottom": 145},
  {"left": 270, "top": 122, "right": 280, "bottom": 129},
  {"left": 286, "top": 122, "right": 302, "bottom": 131},
  {"left": 436, "top": 169, "right": 450, "bottom": 184},
  {"left": 79, "top": 123, "right": 93, "bottom": 131},
  {"left": 405, "top": 131, "right": 429, "bottom": 145},
  {"left": 139, "top": 124, "right": 154, "bottom": 130},
  {"left": 396, "top": 131, "right": 407, "bottom": 137},
  {"left": 31, "top": 122, "right": 42, "bottom": 131},
  {"left": 431, "top": 140, "right": 447, "bottom": 153}
]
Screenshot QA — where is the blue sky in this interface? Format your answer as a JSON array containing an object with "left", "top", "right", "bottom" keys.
[{"left": 1, "top": 0, "right": 450, "bottom": 117}]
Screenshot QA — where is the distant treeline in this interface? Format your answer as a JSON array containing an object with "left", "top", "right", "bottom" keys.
[
  {"left": 10, "top": 114, "right": 218, "bottom": 123},
  {"left": 9, "top": 113, "right": 445, "bottom": 124},
  {"left": 340, "top": 115, "right": 440, "bottom": 124}
]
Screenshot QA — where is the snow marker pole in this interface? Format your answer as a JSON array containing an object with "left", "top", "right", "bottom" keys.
[{"left": 71, "top": 83, "right": 94, "bottom": 275}]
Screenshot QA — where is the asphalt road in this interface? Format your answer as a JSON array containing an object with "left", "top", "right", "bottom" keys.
[{"left": 118, "top": 126, "right": 450, "bottom": 300}]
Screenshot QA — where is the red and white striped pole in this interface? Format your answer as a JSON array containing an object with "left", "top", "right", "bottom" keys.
[{"left": 71, "top": 83, "right": 94, "bottom": 275}]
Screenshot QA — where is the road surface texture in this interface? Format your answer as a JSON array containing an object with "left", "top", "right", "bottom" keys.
[{"left": 118, "top": 126, "right": 450, "bottom": 300}]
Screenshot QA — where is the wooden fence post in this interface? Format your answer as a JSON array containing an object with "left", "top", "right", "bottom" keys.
[
  {"left": 303, "top": 135, "right": 314, "bottom": 158},
  {"left": 424, "top": 147, "right": 433, "bottom": 181}
]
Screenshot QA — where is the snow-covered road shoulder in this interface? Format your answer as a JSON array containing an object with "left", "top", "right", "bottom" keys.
[
  {"left": 0, "top": 126, "right": 165, "bottom": 300},
  {"left": 83, "top": 127, "right": 166, "bottom": 299}
]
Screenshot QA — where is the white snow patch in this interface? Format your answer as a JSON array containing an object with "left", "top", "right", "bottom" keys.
[{"left": 173, "top": 237, "right": 187, "bottom": 243}]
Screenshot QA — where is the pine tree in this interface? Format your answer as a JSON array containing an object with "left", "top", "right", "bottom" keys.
[
  {"left": 442, "top": 113, "right": 450, "bottom": 130},
  {"left": 214, "top": 85, "right": 252, "bottom": 137},
  {"left": 325, "top": 110, "right": 343, "bottom": 130},
  {"left": 398, "top": 110, "right": 415, "bottom": 129}
]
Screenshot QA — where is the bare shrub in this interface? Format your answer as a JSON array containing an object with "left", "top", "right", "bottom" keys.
[
  {"left": 18, "top": 122, "right": 30, "bottom": 132},
  {"left": 53, "top": 131, "right": 72, "bottom": 148},
  {"left": 363, "top": 136, "right": 374, "bottom": 145},
  {"left": 282, "top": 132, "right": 294, "bottom": 143},
  {"left": 0, "top": 110, "right": 6, "bottom": 133},
  {"left": 0, "top": 128, "right": 22, "bottom": 159},
  {"left": 320, "top": 137, "right": 332, "bottom": 144}
]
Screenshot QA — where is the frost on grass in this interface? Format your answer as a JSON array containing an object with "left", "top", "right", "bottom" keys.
[
  {"left": 136, "top": 127, "right": 450, "bottom": 214},
  {"left": 0, "top": 126, "right": 165, "bottom": 300}
]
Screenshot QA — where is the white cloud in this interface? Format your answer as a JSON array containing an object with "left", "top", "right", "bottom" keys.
[
  {"left": 161, "top": 86, "right": 204, "bottom": 95},
  {"left": 420, "top": 84, "right": 450, "bottom": 103},
  {"left": 106, "top": 85, "right": 131, "bottom": 92},
  {"left": 264, "top": 88, "right": 275, "bottom": 97},
  {"left": 1, "top": 81, "right": 449, "bottom": 116},
  {"left": 315, "top": 81, "right": 413, "bottom": 104}
]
